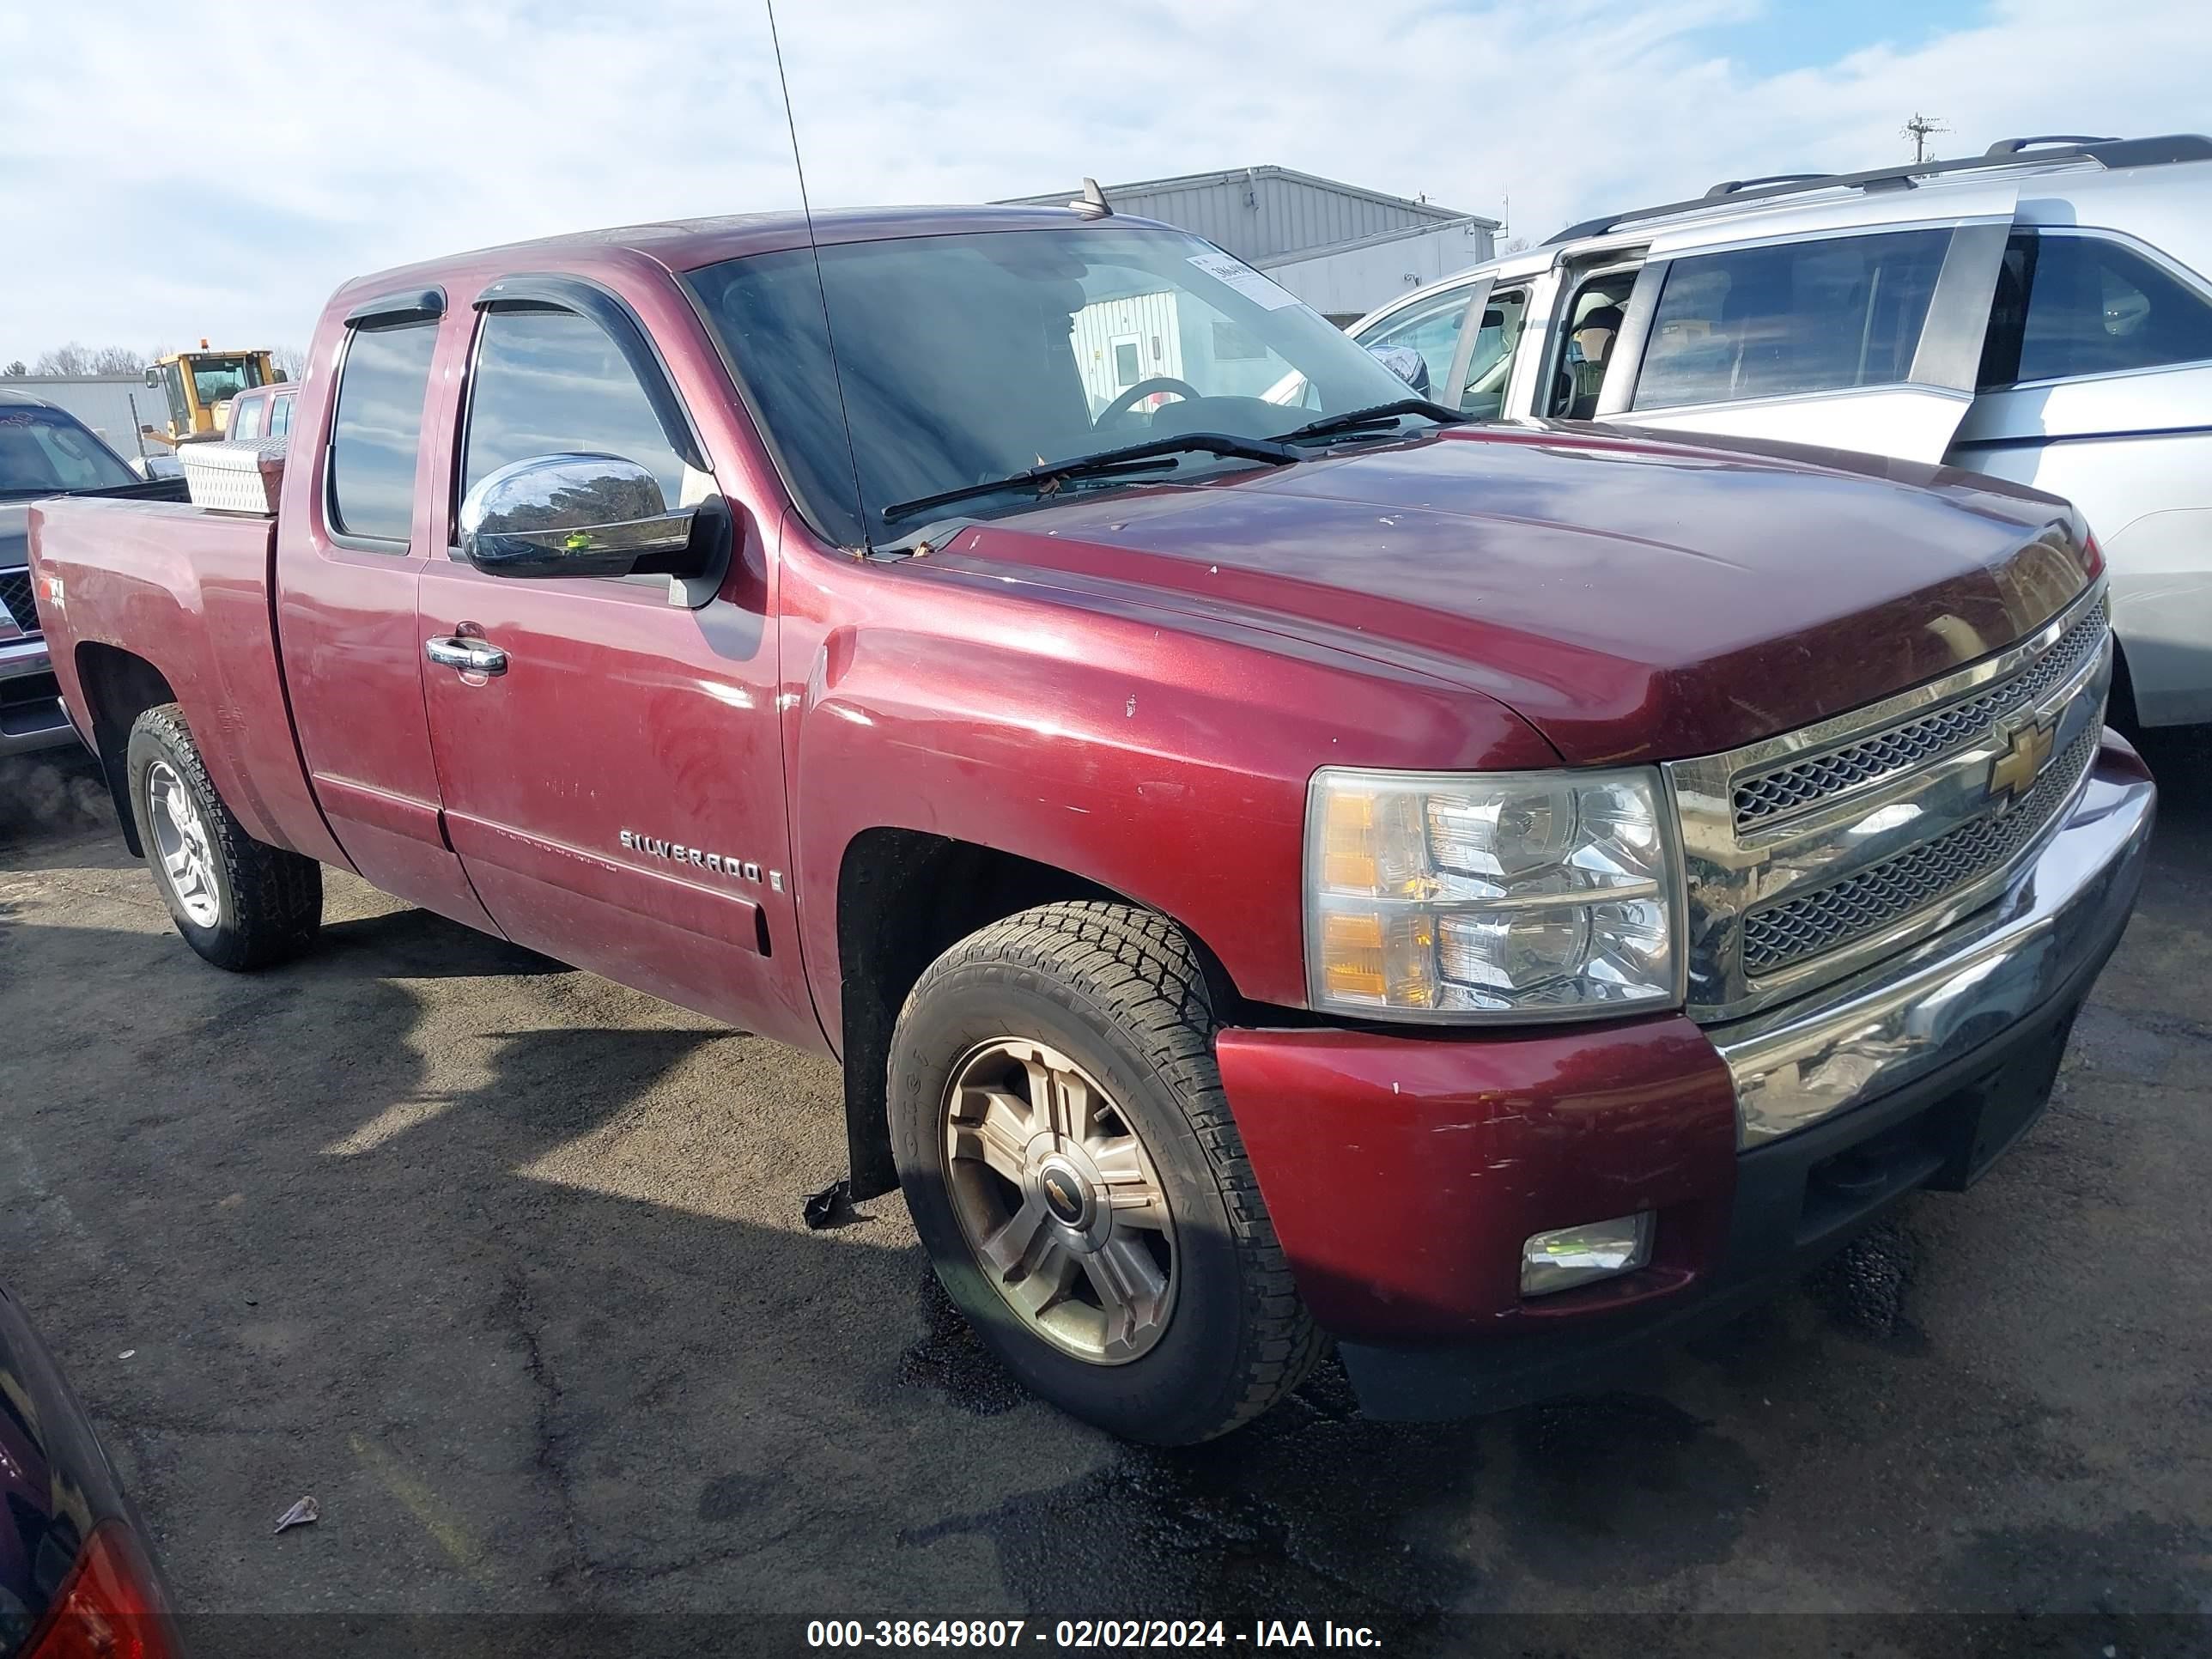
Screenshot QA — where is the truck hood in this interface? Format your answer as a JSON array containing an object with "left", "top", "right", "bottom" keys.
[{"left": 930, "top": 423, "right": 2094, "bottom": 764}]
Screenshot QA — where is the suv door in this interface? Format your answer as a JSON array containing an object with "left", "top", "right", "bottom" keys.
[
  {"left": 1593, "top": 184, "right": 2020, "bottom": 461},
  {"left": 415, "top": 277, "right": 811, "bottom": 1047}
]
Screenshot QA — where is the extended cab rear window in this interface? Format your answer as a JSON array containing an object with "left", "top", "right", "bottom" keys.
[{"left": 329, "top": 321, "right": 439, "bottom": 544}]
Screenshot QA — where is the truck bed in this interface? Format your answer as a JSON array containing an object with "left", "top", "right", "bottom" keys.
[{"left": 27, "top": 495, "right": 348, "bottom": 868}]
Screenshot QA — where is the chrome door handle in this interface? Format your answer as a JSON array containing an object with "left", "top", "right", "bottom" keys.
[{"left": 424, "top": 635, "right": 508, "bottom": 676}]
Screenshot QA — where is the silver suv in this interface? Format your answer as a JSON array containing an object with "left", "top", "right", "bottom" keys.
[{"left": 1342, "top": 135, "right": 2212, "bottom": 728}]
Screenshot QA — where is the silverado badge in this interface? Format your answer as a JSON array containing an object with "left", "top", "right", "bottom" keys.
[{"left": 619, "top": 830, "right": 782, "bottom": 891}]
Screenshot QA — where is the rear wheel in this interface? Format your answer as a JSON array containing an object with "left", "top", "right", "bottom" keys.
[
  {"left": 126, "top": 704, "right": 322, "bottom": 970},
  {"left": 890, "top": 902, "right": 1322, "bottom": 1443}
]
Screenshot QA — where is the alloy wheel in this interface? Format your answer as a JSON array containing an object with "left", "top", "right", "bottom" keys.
[
  {"left": 941, "top": 1037, "right": 1178, "bottom": 1364},
  {"left": 146, "top": 760, "right": 221, "bottom": 928}
]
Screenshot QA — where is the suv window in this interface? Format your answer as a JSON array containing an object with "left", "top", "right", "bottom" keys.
[
  {"left": 1979, "top": 231, "right": 2212, "bottom": 387},
  {"left": 1360, "top": 285, "right": 1474, "bottom": 400},
  {"left": 329, "top": 320, "right": 439, "bottom": 544},
  {"left": 1458, "top": 286, "right": 1528, "bottom": 419},
  {"left": 462, "top": 307, "right": 687, "bottom": 508},
  {"left": 1632, "top": 228, "right": 1949, "bottom": 410},
  {"left": 1547, "top": 272, "right": 1638, "bottom": 418}
]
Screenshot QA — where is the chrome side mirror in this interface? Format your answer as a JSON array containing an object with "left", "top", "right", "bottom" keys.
[{"left": 457, "top": 453, "right": 708, "bottom": 580}]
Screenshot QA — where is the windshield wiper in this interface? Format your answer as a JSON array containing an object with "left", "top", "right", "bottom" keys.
[
  {"left": 879, "top": 431, "right": 1299, "bottom": 526},
  {"left": 1273, "top": 398, "right": 1474, "bottom": 445}
]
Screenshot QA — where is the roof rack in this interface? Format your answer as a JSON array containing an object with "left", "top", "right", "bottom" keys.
[{"left": 1547, "top": 133, "right": 2212, "bottom": 245}]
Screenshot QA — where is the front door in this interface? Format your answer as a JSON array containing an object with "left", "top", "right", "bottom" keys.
[
  {"left": 1590, "top": 184, "right": 2020, "bottom": 462},
  {"left": 414, "top": 285, "right": 811, "bottom": 1048}
]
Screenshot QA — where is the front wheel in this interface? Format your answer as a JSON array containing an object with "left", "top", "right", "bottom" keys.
[
  {"left": 126, "top": 704, "right": 323, "bottom": 970},
  {"left": 890, "top": 902, "right": 1322, "bottom": 1443}
]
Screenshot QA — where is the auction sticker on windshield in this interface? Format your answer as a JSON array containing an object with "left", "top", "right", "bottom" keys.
[{"left": 1188, "top": 252, "right": 1299, "bottom": 310}]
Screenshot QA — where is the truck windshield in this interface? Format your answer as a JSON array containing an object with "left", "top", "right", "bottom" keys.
[
  {"left": 0, "top": 404, "right": 139, "bottom": 496},
  {"left": 685, "top": 226, "right": 1420, "bottom": 548},
  {"left": 188, "top": 356, "right": 261, "bottom": 406}
]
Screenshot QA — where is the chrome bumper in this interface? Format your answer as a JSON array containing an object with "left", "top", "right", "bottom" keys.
[
  {"left": 1712, "top": 735, "right": 2156, "bottom": 1147},
  {"left": 0, "top": 632, "right": 76, "bottom": 757}
]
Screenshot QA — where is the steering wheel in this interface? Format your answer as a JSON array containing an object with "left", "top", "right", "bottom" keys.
[{"left": 1096, "top": 375, "right": 1201, "bottom": 429}]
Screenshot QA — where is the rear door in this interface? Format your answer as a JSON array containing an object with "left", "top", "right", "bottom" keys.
[
  {"left": 1594, "top": 185, "right": 2019, "bottom": 461},
  {"left": 275, "top": 289, "right": 501, "bottom": 932}
]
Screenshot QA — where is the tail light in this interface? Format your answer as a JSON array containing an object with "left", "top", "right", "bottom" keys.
[{"left": 23, "top": 1522, "right": 178, "bottom": 1659}]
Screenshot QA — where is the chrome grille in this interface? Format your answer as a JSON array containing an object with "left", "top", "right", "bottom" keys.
[
  {"left": 1741, "top": 724, "right": 2098, "bottom": 976},
  {"left": 1664, "top": 580, "right": 2113, "bottom": 1025},
  {"left": 1732, "top": 595, "right": 2108, "bottom": 833},
  {"left": 0, "top": 570, "right": 38, "bottom": 635}
]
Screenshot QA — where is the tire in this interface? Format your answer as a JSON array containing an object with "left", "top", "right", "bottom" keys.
[
  {"left": 890, "top": 901, "right": 1322, "bottom": 1444},
  {"left": 125, "top": 703, "right": 322, "bottom": 970}
]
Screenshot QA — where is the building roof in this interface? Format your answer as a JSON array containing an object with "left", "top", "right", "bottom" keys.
[
  {"left": 997, "top": 165, "right": 1497, "bottom": 264},
  {"left": 1002, "top": 164, "right": 1483, "bottom": 222}
]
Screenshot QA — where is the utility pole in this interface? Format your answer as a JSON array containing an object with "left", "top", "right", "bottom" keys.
[{"left": 1902, "top": 112, "right": 1949, "bottom": 164}]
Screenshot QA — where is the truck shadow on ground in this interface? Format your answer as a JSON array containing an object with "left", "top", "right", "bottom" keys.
[
  {"left": 7, "top": 903, "right": 1784, "bottom": 1647},
  {"left": 6, "top": 725, "right": 2209, "bottom": 1648}
]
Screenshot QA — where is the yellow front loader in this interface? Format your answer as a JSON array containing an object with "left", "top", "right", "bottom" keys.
[{"left": 141, "top": 344, "right": 279, "bottom": 447}]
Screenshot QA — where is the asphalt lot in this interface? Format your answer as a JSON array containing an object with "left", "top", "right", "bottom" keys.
[{"left": 2, "top": 736, "right": 2208, "bottom": 1657}]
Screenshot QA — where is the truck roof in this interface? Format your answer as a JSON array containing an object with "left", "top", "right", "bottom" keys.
[{"left": 334, "top": 203, "right": 1146, "bottom": 307}]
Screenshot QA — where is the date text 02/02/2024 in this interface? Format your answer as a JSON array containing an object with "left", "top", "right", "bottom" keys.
[{"left": 803, "top": 1619, "right": 1382, "bottom": 1648}]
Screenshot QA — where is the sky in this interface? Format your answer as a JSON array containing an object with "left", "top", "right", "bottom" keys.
[{"left": 2, "top": 0, "right": 2208, "bottom": 363}]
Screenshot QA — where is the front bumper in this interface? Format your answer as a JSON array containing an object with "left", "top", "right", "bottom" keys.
[
  {"left": 0, "top": 631, "right": 78, "bottom": 756},
  {"left": 1217, "top": 734, "right": 2155, "bottom": 1420}
]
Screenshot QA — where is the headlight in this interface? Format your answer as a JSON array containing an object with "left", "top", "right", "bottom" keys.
[{"left": 1304, "top": 767, "right": 1680, "bottom": 1022}]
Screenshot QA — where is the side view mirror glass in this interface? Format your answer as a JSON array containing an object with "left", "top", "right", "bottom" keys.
[
  {"left": 457, "top": 453, "right": 708, "bottom": 580},
  {"left": 1364, "top": 344, "right": 1431, "bottom": 396},
  {"left": 143, "top": 368, "right": 162, "bottom": 389}
]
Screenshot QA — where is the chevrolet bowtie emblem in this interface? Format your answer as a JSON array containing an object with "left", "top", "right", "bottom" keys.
[{"left": 1989, "top": 714, "right": 2058, "bottom": 807}]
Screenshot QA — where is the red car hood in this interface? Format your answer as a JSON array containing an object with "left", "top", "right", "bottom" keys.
[{"left": 930, "top": 423, "right": 2094, "bottom": 764}]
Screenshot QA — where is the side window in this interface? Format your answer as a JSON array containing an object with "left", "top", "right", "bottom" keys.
[
  {"left": 1358, "top": 286, "right": 1473, "bottom": 399},
  {"left": 230, "top": 395, "right": 264, "bottom": 441},
  {"left": 1546, "top": 272, "right": 1639, "bottom": 419},
  {"left": 329, "top": 319, "right": 440, "bottom": 544},
  {"left": 1979, "top": 231, "right": 2212, "bottom": 388},
  {"left": 270, "top": 392, "right": 295, "bottom": 438},
  {"left": 1461, "top": 286, "right": 1528, "bottom": 417},
  {"left": 1632, "top": 228, "right": 1950, "bottom": 410},
  {"left": 461, "top": 307, "right": 687, "bottom": 510}
]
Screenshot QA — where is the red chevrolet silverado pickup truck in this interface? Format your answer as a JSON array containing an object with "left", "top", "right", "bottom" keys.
[{"left": 27, "top": 205, "right": 2154, "bottom": 1443}]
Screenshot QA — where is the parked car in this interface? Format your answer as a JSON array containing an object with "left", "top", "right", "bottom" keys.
[
  {"left": 222, "top": 382, "right": 297, "bottom": 444},
  {"left": 1340, "top": 134, "right": 2212, "bottom": 728},
  {"left": 0, "top": 1282, "right": 180, "bottom": 1657},
  {"left": 27, "top": 204, "right": 2152, "bottom": 1443},
  {"left": 0, "top": 391, "right": 185, "bottom": 759}
]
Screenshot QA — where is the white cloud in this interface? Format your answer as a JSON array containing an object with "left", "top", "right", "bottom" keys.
[{"left": 1, "top": 0, "right": 2206, "bottom": 360}]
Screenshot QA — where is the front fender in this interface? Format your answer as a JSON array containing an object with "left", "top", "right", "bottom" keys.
[{"left": 785, "top": 552, "right": 1558, "bottom": 1036}]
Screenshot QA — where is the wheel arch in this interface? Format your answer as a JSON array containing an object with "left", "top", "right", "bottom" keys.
[
  {"left": 73, "top": 642, "right": 179, "bottom": 858},
  {"left": 832, "top": 828, "right": 1239, "bottom": 1200}
]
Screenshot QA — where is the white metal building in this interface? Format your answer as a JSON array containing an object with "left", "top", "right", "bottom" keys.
[
  {"left": 1000, "top": 165, "right": 1498, "bottom": 323},
  {"left": 0, "top": 374, "right": 165, "bottom": 460}
]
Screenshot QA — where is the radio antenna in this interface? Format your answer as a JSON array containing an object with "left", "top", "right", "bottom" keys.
[{"left": 763, "top": 0, "right": 872, "bottom": 554}]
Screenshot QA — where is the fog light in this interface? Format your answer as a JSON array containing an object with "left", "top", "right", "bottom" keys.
[{"left": 1520, "top": 1212, "right": 1654, "bottom": 1297}]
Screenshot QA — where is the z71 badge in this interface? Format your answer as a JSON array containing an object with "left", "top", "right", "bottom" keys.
[{"left": 619, "top": 830, "right": 783, "bottom": 891}]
